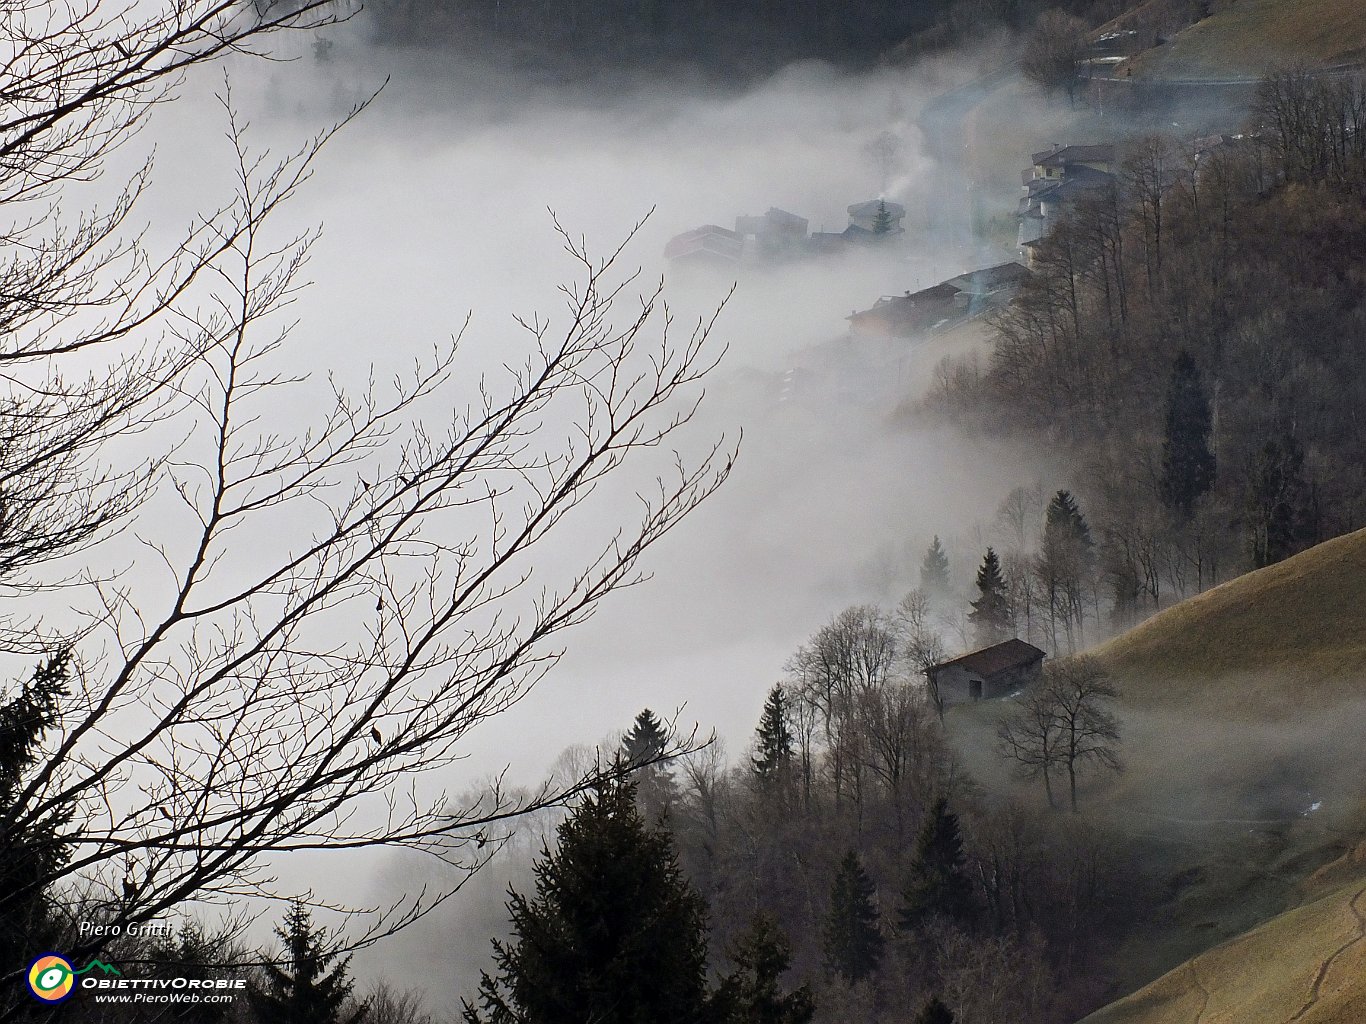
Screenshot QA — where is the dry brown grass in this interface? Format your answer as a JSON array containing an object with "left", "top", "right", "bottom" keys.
[
  {"left": 1072, "top": 533, "right": 1366, "bottom": 1023},
  {"left": 1081, "top": 877, "right": 1366, "bottom": 1024},
  {"left": 1124, "top": 0, "right": 1366, "bottom": 79},
  {"left": 1090, "top": 527, "right": 1366, "bottom": 715}
]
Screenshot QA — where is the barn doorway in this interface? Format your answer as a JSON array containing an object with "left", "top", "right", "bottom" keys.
[{"left": 970, "top": 679, "right": 982, "bottom": 700}]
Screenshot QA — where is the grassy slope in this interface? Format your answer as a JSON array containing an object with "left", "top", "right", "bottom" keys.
[
  {"left": 1125, "top": 0, "right": 1366, "bottom": 80},
  {"left": 1091, "top": 526, "right": 1366, "bottom": 713},
  {"left": 948, "top": 530, "right": 1366, "bottom": 1011},
  {"left": 1081, "top": 877, "right": 1366, "bottom": 1024},
  {"left": 1065, "top": 530, "right": 1366, "bottom": 1022}
]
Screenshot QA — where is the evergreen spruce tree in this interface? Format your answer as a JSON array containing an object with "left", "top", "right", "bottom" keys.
[
  {"left": 1044, "top": 490, "right": 1093, "bottom": 552},
  {"left": 874, "top": 197, "right": 896, "bottom": 237},
  {"left": 622, "top": 707, "right": 669, "bottom": 767},
  {"left": 751, "top": 686, "right": 795, "bottom": 783},
  {"left": 919, "top": 536, "right": 950, "bottom": 596},
  {"left": 462, "top": 774, "right": 715, "bottom": 1024},
  {"left": 148, "top": 923, "right": 239, "bottom": 1023},
  {"left": 898, "top": 798, "right": 974, "bottom": 931},
  {"left": 822, "top": 850, "right": 884, "bottom": 984},
  {"left": 914, "top": 995, "right": 955, "bottom": 1024},
  {"left": 967, "top": 548, "right": 1011, "bottom": 646},
  {"left": 715, "top": 914, "right": 815, "bottom": 1024},
  {"left": 0, "top": 652, "right": 72, "bottom": 975},
  {"left": 620, "top": 707, "right": 677, "bottom": 821},
  {"left": 1159, "top": 351, "right": 1216, "bottom": 520},
  {"left": 248, "top": 902, "right": 364, "bottom": 1024},
  {"left": 872, "top": 199, "right": 894, "bottom": 237}
]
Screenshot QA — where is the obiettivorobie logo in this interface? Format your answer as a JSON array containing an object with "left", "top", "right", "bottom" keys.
[
  {"left": 26, "top": 952, "right": 245, "bottom": 1005},
  {"left": 26, "top": 954, "right": 121, "bottom": 1003}
]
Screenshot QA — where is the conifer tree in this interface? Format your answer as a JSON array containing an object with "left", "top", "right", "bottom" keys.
[
  {"left": 898, "top": 797, "right": 974, "bottom": 931},
  {"left": 1159, "top": 351, "right": 1216, "bottom": 520},
  {"left": 872, "top": 199, "right": 894, "bottom": 236},
  {"left": 148, "top": 922, "right": 240, "bottom": 1023},
  {"left": 919, "top": 536, "right": 950, "bottom": 596},
  {"left": 822, "top": 850, "right": 884, "bottom": 984},
  {"left": 622, "top": 707, "right": 670, "bottom": 767},
  {"left": 1044, "top": 490, "right": 1093, "bottom": 552},
  {"left": 620, "top": 707, "right": 677, "bottom": 821},
  {"left": 914, "top": 995, "right": 955, "bottom": 1024},
  {"left": 1040, "top": 491, "right": 1094, "bottom": 649},
  {"left": 0, "top": 652, "right": 72, "bottom": 973},
  {"left": 249, "top": 902, "right": 364, "bottom": 1024},
  {"left": 715, "top": 914, "right": 815, "bottom": 1024},
  {"left": 968, "top": 548, "right": 1011, "bottom": 646},
  {"left": 751, "top": 686, "right": 795, "bottom": 783},
  {"left": 463, "top": 773, "right": 715, "bottom": 1024}
]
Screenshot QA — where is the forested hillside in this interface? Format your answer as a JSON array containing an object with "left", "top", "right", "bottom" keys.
[
  {"left": 928, "top": 70, "right": 1366, "bottom": 633},
  {"left": 363, "top": 0, "right": 1140, "bottom": 74}
]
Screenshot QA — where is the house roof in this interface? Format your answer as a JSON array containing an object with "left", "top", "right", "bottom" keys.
[
  {"left": 765, "top": 207, "right": 809, "bottom": 228},
  {"left": 848, "top": 199, "right": 906, "bottom": 218},
  {"left": 1031, "top": 144, "right": 1115, "bottom": 168},
  {"left": 664, "top": 225, "right": 743, "bottom": 262},
  {"left": 946, "top": 262, "right": 1030, "bottom": 294},
  {"left": 928, "top": 638, "right": 1046, "bottom": 678}
]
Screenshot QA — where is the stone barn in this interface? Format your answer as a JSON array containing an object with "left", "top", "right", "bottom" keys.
[{"left": 926, "top": 638, "right": 1046, "bottom": 707}]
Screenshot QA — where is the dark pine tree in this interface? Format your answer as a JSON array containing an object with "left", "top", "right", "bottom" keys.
[
  {"left": 751, "top": 685, "right": 795, "bottom": 783},
  {"left": 1044, "top": 490, "right": 1093, "bottom": 552},
  {"left": 898, "top": 797, "right": 974, "bottom": 931},
  {"left": 968, "top": 548, "right": 1011, "bottom": 645},
  {"left": 462, "top": 774, "right": 715, "bottom": 1024},
  {"left": 1160, "top": 351, "right": 1216, "bottom": 520},
  {"left": 621, "top": 707, "right": 677, "bottom": 821},
  {"left": 148, "top": 923, "right": 238, "bottom": 1023},
  {"left": 920, "top": 536, "right": 950, "bottom": 596},
  {"left": 822, "top": 850, "right": 884, "bottom": 984},
  {"left": 622, "top": 707, "right": 669, "bottom": 767},
  {"left": 914, "top": 994, "right": 955, "bottom": 1024},
  {"left": 249, "top": 902, "right": 364, "bottom": 1024},
  {"left": 0, "top": 652, "right": 72, "bottom": 974},
  {"left": 715, "top": 914, "right": 815, "bottom": 1024},
  {"left": 872, "top": 198, "right": 894, "bottom": 236}
]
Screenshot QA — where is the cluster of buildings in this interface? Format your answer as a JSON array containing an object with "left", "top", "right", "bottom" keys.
[
  {"left": 674, "top": 136, "right": 1266, "bottom": 345},
  {"left": 664, "top": 199, "right": 907, "bottom": 269}
]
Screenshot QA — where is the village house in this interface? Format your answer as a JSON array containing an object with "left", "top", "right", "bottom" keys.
[
  {"left": 663, "top": 224, "right": 744, "bottom": 269},
  {"left": 926, "top": 638, "right": 1046, "bottom": 706},
  {"left": 1018, "top": 143, "right": 1117, "bottom": 255},
  {"left": 846, "top": 198, "right": 906, "bottom": 235},
  {"left": 847, "top": 281, "right": 962, "bottom": 337},
  {"left": 846, "top": 260, "right": 1028, "bottom": 338},
  {"left": 735, "top": 207, "right": 810, "bottom": 258},
  {"left": 945, "top": 261, "right": 1031, "bottom": 314}
]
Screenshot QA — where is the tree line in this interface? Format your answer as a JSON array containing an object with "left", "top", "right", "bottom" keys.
[
  {"left": 361, "top": 0, "right": 1151, "bottom": 78},
  {"left": 454, "top": 601, "right": 1130, "bottom": 1024}
]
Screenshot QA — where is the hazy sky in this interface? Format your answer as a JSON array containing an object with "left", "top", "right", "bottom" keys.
[{"left": 85, "top": 27, "right": 1078, "bottom": 999}]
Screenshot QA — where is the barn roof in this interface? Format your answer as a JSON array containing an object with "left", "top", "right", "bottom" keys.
[{"left": 928, "top": 638, "right": 1046, "bottom": 677}]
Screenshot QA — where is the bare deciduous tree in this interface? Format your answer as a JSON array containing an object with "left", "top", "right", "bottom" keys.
[
  {"left": 997, "top": 658, "right": 1122, "bottom": 812},
  {"left": 1021, "top": 10, "right": 1088, "bottom": 105},
  {"left": 0, "top": 2, "right": 735, "bottom": 1004}
]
